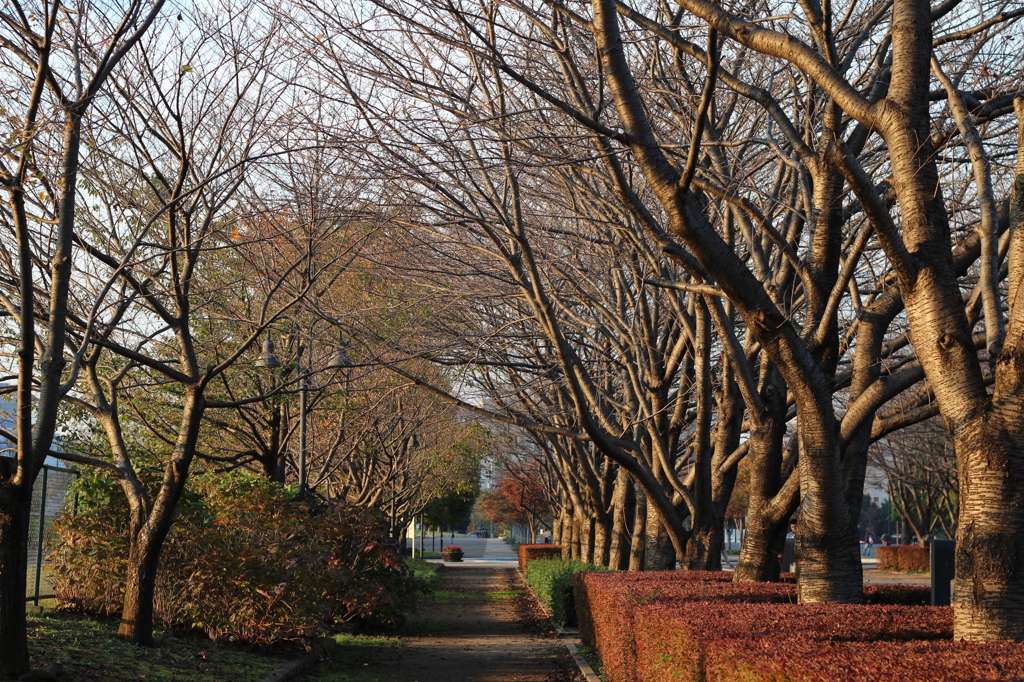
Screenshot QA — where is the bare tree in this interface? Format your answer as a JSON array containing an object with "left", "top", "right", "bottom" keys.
[
  {"left": 0, "top": 0, "right": 167, "bottom": 671},
  {"left": 53, "top": 8, "right": 351, "bottom": 645},
  {"left": 871, "top": 418, "right": 958, "bottom": 543}
]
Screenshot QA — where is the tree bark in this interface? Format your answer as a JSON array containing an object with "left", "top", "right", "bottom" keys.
[
  {"left": 593, "top": 513, "right": 609, "bottom": 566},
  {"left": 643, "top": 503, "right": 675, "bottom": 570},
  {"left": 118, "top": 527, "right": 164, "bottom": 645},
  {"left": 951, "top": 416, "right": 1024, "bottom": 639},
  {"left": 607, "top": 468, "right": 630, "bottom": 569},
  {"left": 629, "top": 487, "right": 646, "bottom": 571},
  {"left": 0, "top": 481, "right": 30, "bottom": 678}
]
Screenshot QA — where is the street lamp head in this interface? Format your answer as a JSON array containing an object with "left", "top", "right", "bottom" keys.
[{"left": 255, "top": 335, "right": 281, "bottom": 368}]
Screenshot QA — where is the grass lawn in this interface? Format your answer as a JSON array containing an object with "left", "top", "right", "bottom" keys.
[
  {"left": 26, "top": 609, "right": 288, "bottom": 681},
  {"left": 313, "top": 634, "right": 403, "bottom": 682}
]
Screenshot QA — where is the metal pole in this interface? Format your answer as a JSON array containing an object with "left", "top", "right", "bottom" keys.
[
  {"left": 298, "top": 358, "right": 308, "bottom": 501},
  {"left": 34, "top": 467, "right": 48, "bottom": 606}
]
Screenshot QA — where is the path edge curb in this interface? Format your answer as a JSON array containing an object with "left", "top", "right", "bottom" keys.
[{"left": 566, "top": 642, "right": 602, "bottom": 682}]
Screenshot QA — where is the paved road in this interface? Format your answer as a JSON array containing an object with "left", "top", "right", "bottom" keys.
[{"left": 420, "top": 535, "right": 519, "bottom": 566}]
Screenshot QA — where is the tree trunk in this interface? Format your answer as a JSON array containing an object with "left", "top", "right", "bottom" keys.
[
  {"left": 118, "top": 527, "right": 164, "bottom": 645},
  {"left": 951, "top": 416, "right": 1024, "bottom": 639},
  {"left": 734, "top": 506, "right": 789, "bottom": 582},
  {"left": 793, "top": 419, "right": 863, "bottom": 603},
  {"left": 629, "top": 487, "right": 646, "bottom": 571},
  {"left": 0, "top": 480, "right": 31, "bottom": 677},
  {"left": 643, "top": 503, "right": 675, "bottom": 570},
  {"left": 117, "top": 388, "right": 206, "bottom": 645},
  {"left": 607, "top": 468, "right": 630, "bottom": 570},
  {"left": 684, "top": 517, "right": 722, "bottom": 570},
  {"left": 582, "top": 516, "right": 595, "bottom": 564},
  {"left": 735, "top": 369, "right": 795, "bottom": 582},
  {"left": 593, "top": 514, "right": 609, "bottom": 567},
  {"left": 562, "top": 509, "right": 575, "bottom": 559}
]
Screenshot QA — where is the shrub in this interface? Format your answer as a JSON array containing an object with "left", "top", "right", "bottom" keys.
[
  {"left": 863, "top": 583, "right": 930, "bottom": 605},
  {"left": 518, "top": 543, "right": 562, "bottom": 575},
  {"left": 574, "top": 571, "right": 788, "bottom": 682},
  {"left": 876, "top": 545, "right": 931, "bottom": 572},
  {"left": 876, "top": 545, "right": 899, "bottom": 570},
  {"left": 897, "top": 545, "right": 930, "bottom": 572},
  {"left": 50, "top": 470, "right": 423, "bottom": 644},
  {"left": 575, "top": 570, "right": 1020, "bottom": 682},
  {"left": 525, "top": 558, "right": 607, "bottom": 627}
]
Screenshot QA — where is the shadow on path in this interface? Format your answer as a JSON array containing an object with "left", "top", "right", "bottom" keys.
[{"left": 309, "top": 566, "right": 581, "bottom": 682}]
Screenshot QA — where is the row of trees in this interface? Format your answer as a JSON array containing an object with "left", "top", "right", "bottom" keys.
[
  {"left": 0, "top": 2, "right": 483, "bottom": 676},
  {"left": 283, "top": 0, "right": 1024, "bottom": 642}
]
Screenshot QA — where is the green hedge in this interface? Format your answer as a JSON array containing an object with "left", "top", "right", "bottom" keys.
[{"left": 525, "top": 558, "right": 607, "bottom": 627}]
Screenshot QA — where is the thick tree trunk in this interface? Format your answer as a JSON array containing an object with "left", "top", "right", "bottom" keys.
[
  {"left": 734, "top": 506, "right": 789, "bottom": 582},
  {"left": 735, "top": 369, "right": 795, "bottom": 582},
  {"left": 0, "top": 480, "right": 31, "bottom": 677},
  {"left": 607, "top": 468, "right": 630, "bottom": 570},
  {"left": 684, "top": 519, "right": 722, "bottom": 570},
  {"left": 951, "top": 416, "right": 1024, "bottom": 640},
  {"left": 643, "top": 503, "right": 675, "bottom": 570},
  {"left": 794, "top": 423, "right": 863, "bottom": 603},
  {"left": 582, "top": 516, "right": 596, "bottom": 564},
  {"left": 593, "top": 514, "right": 609, "bottom": 567}
]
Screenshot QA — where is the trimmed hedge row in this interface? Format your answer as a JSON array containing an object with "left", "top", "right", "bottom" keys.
[
  {"left": 518, "top": 543, "right": 562, "bottom": 575},
  {"left": 524, "top": 558, "right": 607, "bottom": 627},
  {"left": 876, "top": 544, "right": 931, "bottom": 572},
  {"left": 573, "top": 570, "right": 1020, "bottom": 682}
]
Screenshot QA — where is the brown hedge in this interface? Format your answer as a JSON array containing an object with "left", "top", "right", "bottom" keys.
[
  {"left": 876, "top": 545, "right": 899, "bottom": 570},
  {"left": 877, "top": 545, "right": 931, "bottom": 572},
  {"left": 518, "top": 544, "right": 562, "bottom": 575},
  {"left": 574, "top": 570, "right": 791, "bottom": 682},
  {"left": 574, "top": 571, "right": 1014, "bottom": 682}
]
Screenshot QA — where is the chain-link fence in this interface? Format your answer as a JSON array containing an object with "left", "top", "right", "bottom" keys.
[{"left": 27, "top": 465, "right": 79, "bottom": 604}]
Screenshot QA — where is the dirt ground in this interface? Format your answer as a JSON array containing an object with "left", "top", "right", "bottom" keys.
[{"left": 316, "top": 565, "right": 583, "bottom": 682}]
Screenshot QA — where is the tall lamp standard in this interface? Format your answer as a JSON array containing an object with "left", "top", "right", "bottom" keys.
[{"left": 257, "top": 329, "right": 352, "bottom": 499}]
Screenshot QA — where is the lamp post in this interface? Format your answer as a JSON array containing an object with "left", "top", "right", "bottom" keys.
[{"left": 256, "top": 326, "right": 352, "bottom": 499}]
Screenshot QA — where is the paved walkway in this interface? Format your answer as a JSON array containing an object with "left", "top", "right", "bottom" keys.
[{"left": 315, "top": 565, "right": 575, "bottom": 682}]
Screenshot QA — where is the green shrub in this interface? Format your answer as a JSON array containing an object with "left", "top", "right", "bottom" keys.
[
  {"left": 526, "top": 558, "right": 607, "bottom": 627},
  {"left": 50, "top": 470, "right": 424, "bottom": 644}
]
